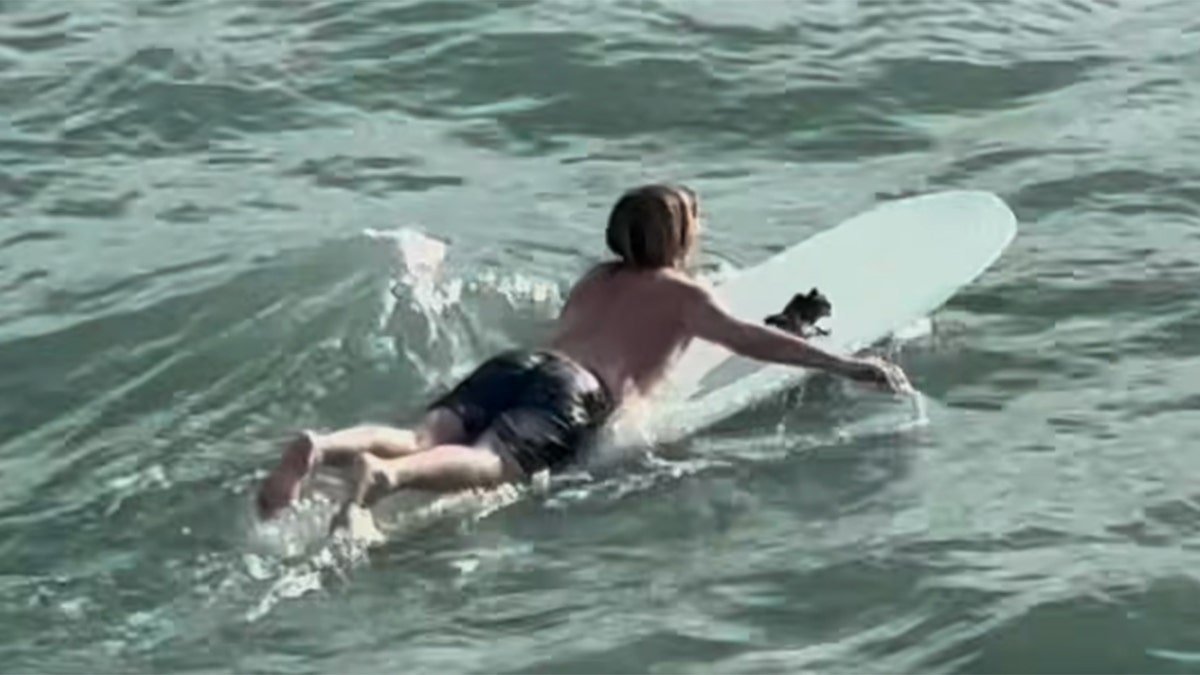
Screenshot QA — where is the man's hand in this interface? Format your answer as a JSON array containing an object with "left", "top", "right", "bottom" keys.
[{"left": 843, "top": 356, "right": 913, "bottom": 394}]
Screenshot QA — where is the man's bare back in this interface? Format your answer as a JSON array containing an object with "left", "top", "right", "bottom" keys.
[
  {"left": 547, "top": 264, "right": 696, "bottom": 404},
  {"left": 547, "top": 264, "right": 910, "bottom": 410}
]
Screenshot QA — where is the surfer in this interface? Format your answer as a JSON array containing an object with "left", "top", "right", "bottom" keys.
[{"left": 256, "top": 184, "right": 912, "bottom": 529}]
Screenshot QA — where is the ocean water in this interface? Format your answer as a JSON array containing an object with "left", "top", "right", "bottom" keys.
[{"left": 3, "top": 0, "right": 1200, "bottom": 672}]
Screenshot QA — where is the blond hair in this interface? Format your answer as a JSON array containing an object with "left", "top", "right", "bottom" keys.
[{"left": 605, "top": 184, "right": 697, "bottom": 269}]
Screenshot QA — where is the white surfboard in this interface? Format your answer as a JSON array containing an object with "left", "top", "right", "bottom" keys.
[{"left": 642, "top": 190, "right": 1017, "bottom": 444}]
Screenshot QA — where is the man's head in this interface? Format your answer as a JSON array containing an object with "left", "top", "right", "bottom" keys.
[{"left": 605, "top": 184, "right": 699, "bottom": 269}]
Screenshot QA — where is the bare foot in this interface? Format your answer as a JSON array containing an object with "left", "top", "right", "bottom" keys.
[
  {"left": 256, "top": 431, "right": 321, "bottom": 519},
  {"left": 331, "top": 504, "right": 385, "bottom": 545},
  {"left": 329, "top": 455, "right": 393, "bottom": 536}
]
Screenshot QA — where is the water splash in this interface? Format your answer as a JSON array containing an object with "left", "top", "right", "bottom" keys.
[
  {"left": 363, "top": 227, "right": 563, "bottom": 392},
  {"left": 364, "top": 227, "right": 454, "bottom": 315}
]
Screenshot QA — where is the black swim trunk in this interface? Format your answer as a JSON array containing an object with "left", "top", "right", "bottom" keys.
[{"left": 427, "top": 350, "right": 614, "bottom": 477}]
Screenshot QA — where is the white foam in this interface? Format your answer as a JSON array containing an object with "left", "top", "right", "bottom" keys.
[{"left": 892, "top": 316, "right": 934, "bottom": 342}]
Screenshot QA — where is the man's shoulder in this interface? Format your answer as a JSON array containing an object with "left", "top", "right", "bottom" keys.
[
  {"left": 574, "top": 265, "right": 709, "bottom": 300},
  {"left": 658, "top": 269, "right": 711, "bottom": 296}
]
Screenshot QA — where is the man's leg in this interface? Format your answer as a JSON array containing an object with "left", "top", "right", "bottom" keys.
[
  {"left": 317, "top": 408, "right": 466, "bottom": 465},
  {"left": 256, "top": 408, "right": 466, "bottom": 519},
  {"left": 332, "top": 430, "right": 524, "bottom": 531}
]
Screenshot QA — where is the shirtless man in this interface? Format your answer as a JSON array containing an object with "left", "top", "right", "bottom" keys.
[{"left": 256, "top": 184, "right": 912, "bottom": 529}]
